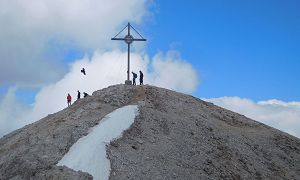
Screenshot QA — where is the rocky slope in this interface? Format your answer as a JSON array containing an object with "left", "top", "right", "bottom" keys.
[{"left": 0, "top": 85, "right": 299, "bottom": 179}]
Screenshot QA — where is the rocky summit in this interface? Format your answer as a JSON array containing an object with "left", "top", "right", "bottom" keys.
[{"left": 0, "top": 84, "right": 299, "bottom": 180}]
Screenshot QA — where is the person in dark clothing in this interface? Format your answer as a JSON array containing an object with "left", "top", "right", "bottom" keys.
[
  {"left": 132, "top": 72, "right": 137, "bottom": 85},
  {"left": 81, "top": 68, "right": 86, "bottom": 75},
  {"left": 77, "top": 90, "right": 81, "bottom": 100},
  {"left": 139, "top": 70, "right": 144, "bottom": 85},
  {"left": 67, "top": 93, "right": 72, "bottom": 107},
  {"left": 83, "top": 92, "right": 89, "bottom": 98}
]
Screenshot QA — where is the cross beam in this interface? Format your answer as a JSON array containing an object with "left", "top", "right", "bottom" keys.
[{"left": 111, "top": 22, "right": 146, "bottom": 84}]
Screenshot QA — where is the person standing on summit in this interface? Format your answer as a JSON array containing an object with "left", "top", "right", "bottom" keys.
[
  {"left": 132, "top": 72, "right": 137, "bottom": 85},
  {"left": 139, "top": 70, "right": 144, "bottom": 85},
  {"left": 77, "top": 90, "right": 81, "bottom": 100},
  {"left": 67, "top": 93, "right": 72, "bottom": 107}
]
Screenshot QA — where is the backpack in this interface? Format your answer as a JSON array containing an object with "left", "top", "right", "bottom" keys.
[{"left": 133, "top": 73, "right": 137, "bottom": 78}]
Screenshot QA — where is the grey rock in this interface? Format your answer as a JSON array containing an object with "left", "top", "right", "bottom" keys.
[
  {"left": 0, "top": 84, "right": 299, "bottom": 180},
  {"left": 108, "top": 85, "right": 300, "bottom": 180},
  {"left": 0, "top": 84, "right": 140, "bottom": 179}
]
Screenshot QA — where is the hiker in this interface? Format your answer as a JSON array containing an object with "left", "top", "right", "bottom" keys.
[
  {"left": 139, "top": 70, "right": 144, "bottom": 85},
  {"left": 81, "top": 68, "right": 86, "bottom": 75},
  {"left": 132, "top": 72, "right": 137, "bottom": 85},
  {"left": 67, "top": 93, "right": 72, "bottom": 107},
  {"left": 77, "top": 90, "right": 81, "bottom": 100},
  {"left": 83, "top": 92, "right": 89, "bottom": 98}
]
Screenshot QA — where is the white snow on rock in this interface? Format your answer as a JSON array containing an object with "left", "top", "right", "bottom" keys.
[{"left": 57, "top": 105, "right": 138, "bottom": 180}]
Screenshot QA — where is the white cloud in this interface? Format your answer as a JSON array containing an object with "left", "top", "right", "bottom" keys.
[
  {"left": 0, "top": 0, "right": 150, "bottom": 86},
  {"left": 0, "top": 49, "right": 199, "bottom": 137},
  {"left": 206, "top": 97, "right": 300, "bottom": 138},
  {"left": 149, "top": 50, "right": 198, "bottom": 93},
  {"left": 0, "top": 87, "right": 31, "bottom": 136}
]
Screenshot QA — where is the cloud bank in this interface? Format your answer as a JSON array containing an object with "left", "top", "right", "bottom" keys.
[
  {"left": 206, "top": 97, "right": 300, "bottom": 138},
  {"left": 0, "top": 87, "right": 30, "bottom": 136},
  {"left": 0, "top": 0, "right": 149, "bottom": 86},
  {"left": 0, "top": 50, "right": 199, "bottom": 137}
]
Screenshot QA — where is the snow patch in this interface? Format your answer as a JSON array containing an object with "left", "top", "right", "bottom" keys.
[{"left": 57, "top": 105, "right": 138, "bottom": 180}]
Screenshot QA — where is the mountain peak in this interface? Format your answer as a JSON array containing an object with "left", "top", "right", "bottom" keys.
[{"left": 0, "top": 84, "right": 299, "bottom": 179}]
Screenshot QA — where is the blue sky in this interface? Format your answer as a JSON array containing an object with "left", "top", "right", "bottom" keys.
[{"left": 146, "top": 0, "right": 300, "bottom": 101}]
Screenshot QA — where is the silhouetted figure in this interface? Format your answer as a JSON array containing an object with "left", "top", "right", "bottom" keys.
[
  {"left": 67, "top": 93, "right": 72, "bottom": 107},
  {"left": 77, "top": 90, "right": 81, "bottom": 100},
  {"left": 132, "top": 72, "right": 137, "bottom": 85},
  {"left": 139, "top": 70, "right": 144, "bottom": 85},
  {"left": 81, "top": 68, "right": 86, "bottom": 75},
  {"left": 83, "top": 92, "right": 89, "bottom": 98}
]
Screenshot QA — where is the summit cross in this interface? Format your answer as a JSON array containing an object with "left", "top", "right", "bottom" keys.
[{"left": 111, "top": 22, "right": 146, "bottom": 85}]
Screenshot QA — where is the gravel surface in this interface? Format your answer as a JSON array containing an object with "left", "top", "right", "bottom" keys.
[
  {"left": 0, "top": 84, "right": 299, "bottom": 180},
  {"left": 0, "top": 84, "right": 139, "bottom": 179}
]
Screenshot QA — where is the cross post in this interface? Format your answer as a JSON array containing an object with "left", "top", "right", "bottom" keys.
[{"left": 111, "top": 22, "right": 146, "bottom": 85}]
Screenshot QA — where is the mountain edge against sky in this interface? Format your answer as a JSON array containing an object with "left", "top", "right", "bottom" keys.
[{"left": 0, "top": 84, "right": 299, "bottom": 179}]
